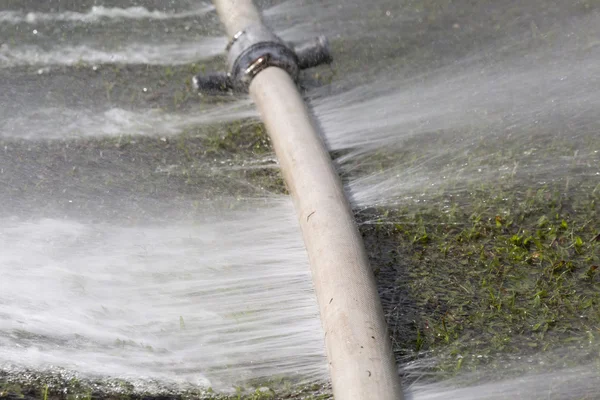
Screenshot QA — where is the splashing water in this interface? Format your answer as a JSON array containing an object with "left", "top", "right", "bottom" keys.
[
  {"left": 0, "top": 199, "right": 324, "bottom": 390},
  {"left": 0, "top": 40, "right": 227, "bottom": 68},
  {"left": 1, "top": 0, "right": 599, "bottom": 398},
  {"left": 0, "top": 105, "right": 256, "bottom": 140},
  {"left": 408, "top": 365, "right": 600, "bottom": 400},
  {"left": 0, "top": 4, "right": 215, "bottom": 25}
]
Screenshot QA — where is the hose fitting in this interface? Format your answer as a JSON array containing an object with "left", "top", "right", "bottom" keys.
[{"left": 193, "top": 23, "right": 332, "bottom": 94}]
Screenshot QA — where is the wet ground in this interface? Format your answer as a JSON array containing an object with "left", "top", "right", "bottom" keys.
[{"left": 1, "top": 0, "right": 600, "bottom": 399}]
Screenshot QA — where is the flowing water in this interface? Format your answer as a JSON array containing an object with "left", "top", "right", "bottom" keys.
[{"left": 1, "top": 0, "right": 599, "bottom": 398}]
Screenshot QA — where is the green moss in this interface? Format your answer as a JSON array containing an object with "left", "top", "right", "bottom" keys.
[
  {"left": 179, "top": 119, "right": 287, "bottom": 194},
  {"left": 0, "top": 372, "right": 331, "bottom": 400},
  {"left": 359, "top": 179, "right": 599, "bottom": 384},
  {"left": 200, "top": 120, "right": 274, "bottom": 158}
]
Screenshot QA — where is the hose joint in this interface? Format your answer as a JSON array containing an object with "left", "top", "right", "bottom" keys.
[{"left": 193, "top": 23, "right": 331, "bottom": 94}]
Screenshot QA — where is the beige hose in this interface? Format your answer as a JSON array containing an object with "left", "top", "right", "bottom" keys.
[{"left": 212, "top": 1, "right": 403, "bottom": 399}]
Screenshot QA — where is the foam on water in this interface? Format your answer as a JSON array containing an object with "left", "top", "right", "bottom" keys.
[
  {"left": 0, "top": 39, "right": 226, "bottom": 68},
  {"left": 0, "top": 4, "right": 214, "bottom": 25},
  {"left": 0, "top": 23, "right": 306, "bottom": 69},
  {"left": 0, "top": 103, "right": 256, "bottom": 139}
]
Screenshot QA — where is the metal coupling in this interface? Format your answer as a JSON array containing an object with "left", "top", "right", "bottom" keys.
[{"left": 193, "top": 23, "right": 332, "bottom": 94}]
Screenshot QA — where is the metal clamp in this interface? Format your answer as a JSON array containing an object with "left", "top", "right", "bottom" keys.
[{"left": 193, "top": 23, "right": 332, "bottom": 94}]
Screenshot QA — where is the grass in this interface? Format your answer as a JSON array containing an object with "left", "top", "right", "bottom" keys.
[
  {"left": 359, "top": 178, "right": 599, "bottom": 385},
  {"left": 2, "top": 113, "right": 599, "bottom": 397},
  {"left": 3, "top": 116, "right": 598, "bottom": 397},
  {"left": 0, "top": 372, "right": 331, "bottom": 400}
]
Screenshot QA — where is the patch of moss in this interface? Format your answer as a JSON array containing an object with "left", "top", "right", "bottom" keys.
[
  {"left": 200, "top": 120, "right": 274, "bottom": 159},
  {"left": 359, "top": 179, "right": 599, "bottom": 385},
  {"left": 0, "top": 371, "right": 331, "bottom": 400}
]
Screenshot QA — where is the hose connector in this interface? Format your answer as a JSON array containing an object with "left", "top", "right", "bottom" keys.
[{"left": 193, "top": 23, "right": 332, "bottom": 94}]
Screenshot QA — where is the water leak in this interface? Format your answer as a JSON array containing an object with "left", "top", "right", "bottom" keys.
[{"left": 1, "top": 0, "right": 599, "bottom": 397}]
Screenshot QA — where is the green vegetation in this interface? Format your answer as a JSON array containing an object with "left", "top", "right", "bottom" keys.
[
  {"left": 0, "top": 373, "right": 331, "bottom": 400},
  {"left": 3, "top": 0, "right": 600, "bottom": 395},
  {"left": 2, "top": 112, "right": 598, "bottom": 396},
  {"left": 360, "top": 179, "right": 599, "bottom": 385}
]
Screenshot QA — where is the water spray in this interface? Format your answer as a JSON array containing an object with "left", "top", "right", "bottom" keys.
[{"left": 193, "top": 1, "right": 403, "bottom": 399}]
